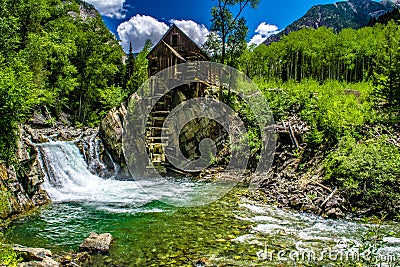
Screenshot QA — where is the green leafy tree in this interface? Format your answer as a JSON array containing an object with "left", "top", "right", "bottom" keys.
[
  {"left": 207, "top": 0, "right": 260, "bottom": 65},
  {"left": 0, "top": 0, "right": 126, "bottom": 149},
  {"left": 202, "top": 32, "right": 223, "bottom": 62},
  {"left": 0, "top": 57, "right": 38, "bottom": 162},
  {"left": 373, "top": 21, "right": 400, "bottom": 109},
  {"left": 0, "top": 0, "right": 21, "bottom": 56},
  {"left": 226, "top": 17, "right": 248, "bottom": 67},
  {"left": 71, "top": 14, "right": 125, "bottom": 123}
]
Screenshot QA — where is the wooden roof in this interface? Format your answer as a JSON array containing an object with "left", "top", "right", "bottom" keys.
[{"left": 146, "top": 24, "right": 210, "bottom": 61}]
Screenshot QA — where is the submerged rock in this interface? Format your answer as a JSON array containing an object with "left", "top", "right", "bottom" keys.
[
  {"left": 79, "top": 232, "right": 113, "bottom": 255},
  {"left": 58, "top": 251, "right": 91, "bottom": 267}
]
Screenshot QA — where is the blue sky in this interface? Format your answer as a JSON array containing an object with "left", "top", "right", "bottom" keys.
[{"left": 86, "top": 0, "right": 343, "bottom": 52}]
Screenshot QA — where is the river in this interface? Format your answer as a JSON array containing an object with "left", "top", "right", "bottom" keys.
[{"left": 5, "top": 142, "right": 400, "bottom": 266}]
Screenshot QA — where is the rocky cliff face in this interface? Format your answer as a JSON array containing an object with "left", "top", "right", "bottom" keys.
[
  {"left": 263, "top": 0, "right": 399, "bottom": 45},
  {"left": 0, "top": 128, "right": 49, "bottom": 219}
]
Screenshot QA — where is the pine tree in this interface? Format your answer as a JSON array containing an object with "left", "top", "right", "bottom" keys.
[{"left": 125, "top": 42, "right": 135, "bottom": 85}]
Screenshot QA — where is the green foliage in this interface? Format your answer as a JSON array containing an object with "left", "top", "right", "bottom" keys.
[
  {"left": 0, "top": 0, "right": 126, "bottom": 161},
  {"left": 227, "top": 92, "right": 262, "bottom": 169},
  {"left": 0, "top": 243, "right": 21, "bottom": 267},
  {"left": 0, "top": 226, "right": 21, "bottom": 266},
  {"left": 259, "top": 80, "right": 376, "bottom": 145},
  {"left": 0, "top": 188, "right": 10, "bottom": 219},
  {"left": 373, "top": 21, "right": 400, "bottom": 109},
  {"left": 236, "top": 17, "right": 400, "bottom": 217},
  {"left": 237, "top": 22, "right": 399, "bottom": 86},
  {"left": 0, "top": 228, "right": 20, "bottom": 267},
  {"left": 126, "top": 39, "right": 153, "bottom": 95},
  {"left": 0, "top": 57, "right": 38, "bottom": 162},
  {"left": 227, "top": 78, "right": 377, "bottom": 169},
  {"left": 206, "top": 0, "right": 259, "bottom": 65},
  {"left": 324, "top": 136, "right": 400, "bottom": 216},
  {"left": 202, "top": 32, "right": 223, "bottom": 61},
  {"left": 125, "top": 42, "right": 135, "bottom": 84}
]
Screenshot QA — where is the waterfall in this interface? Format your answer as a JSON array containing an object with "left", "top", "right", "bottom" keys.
[
  {"left": 37, "top": 141, "right": 158, "bottom": 208},
  {"left": 36, "top": 141, "right": 209, "bottom": 209}
]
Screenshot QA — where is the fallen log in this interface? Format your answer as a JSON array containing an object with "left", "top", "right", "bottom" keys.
[{"left": 321, "top": 187, "right": 338, "bottom": 209}]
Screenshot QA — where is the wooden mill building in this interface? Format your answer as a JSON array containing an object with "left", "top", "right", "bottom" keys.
[
  {"left": 146, "top": 24, "right": 210, "bottom": 76},
  {"left": 145, "top": 24, "right": 213, "bottom": 174}
]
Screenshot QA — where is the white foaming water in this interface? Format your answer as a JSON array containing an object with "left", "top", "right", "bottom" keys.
[
  {"left": 37, "top": 141, "right": 233, "bottom": 209},
  {"left": 37, "top": 141, "right": 200, "bottom": 209},
  {"left": 236, "top": 203, "right": 400, "bottom": 261},
  {"left": 38, "top": 142, "right": 155, "bottom": 206},
  {"left": 35, "top": 141, "right": 400, "bottom": 262}
]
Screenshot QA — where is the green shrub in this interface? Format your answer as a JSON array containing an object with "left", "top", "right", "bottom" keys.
[
  {"left": 0, "top": 233, "right": 21, "bottom": 267},
  {"left": 324, "top": 136, "right": 400, "bottom": 216},
  {"left": 259, "top": 79, "right": 376, "bottom": 146},
  {"left": 0, "top": 189, "right": 10, "bottom": 219}
]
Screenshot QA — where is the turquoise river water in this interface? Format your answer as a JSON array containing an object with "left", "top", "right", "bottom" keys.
[{"left": 5, "top": 142, "right": 400, "bottom": 266}]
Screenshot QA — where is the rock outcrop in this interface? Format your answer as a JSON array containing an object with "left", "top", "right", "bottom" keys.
[
  {"left": 0, "top": 127, "right": 50, "bottom": 219},
  {"left": 99, "top": 104, "right": 127, "bottom": 166},
  {"left": 79, "top": 232, "right": 113, "bottom": 255}
]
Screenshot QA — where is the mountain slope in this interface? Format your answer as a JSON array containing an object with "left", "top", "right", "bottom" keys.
[
  {"left": 368, "top": 7, "right": 400, "bottom": 25},
  {"left": 264, "top": 0, "right": 400, "bottom": 45}
]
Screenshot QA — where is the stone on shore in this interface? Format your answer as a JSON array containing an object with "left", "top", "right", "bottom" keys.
[{"left": 13, "top": 245, "right": 60, "bottom": 267}]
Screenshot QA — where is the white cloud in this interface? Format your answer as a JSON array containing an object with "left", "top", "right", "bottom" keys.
[
  {"left": 117, "top": 15, "right": 211, "bottom": 53},
  {"left": 85, "top": 0, "right": 127, "bottom": 19},
  {"left": 117, "top": 14, "right": 169, "bottom": 53},
  {"left": 256, "top": 23, "right": 279, "bottom": 36},
  {"left": 170, "top": 19, "right": 210, "bottom": 47},
  {"left": 249, "top": 22, "right": 279, "bottom": 46},
  {"left": 249, "top": 34, "right": 269, "bottom": 46}
]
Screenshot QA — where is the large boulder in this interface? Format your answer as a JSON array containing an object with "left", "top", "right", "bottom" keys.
[
  {"left": 79, "top": 232, "right": 113, "bottom": 255},
  {"left": 100, "top": 104, "right": 127, "bottom": 165},
  {"left": 30, "top": 111, "right": 52, "bottom": 129}
]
